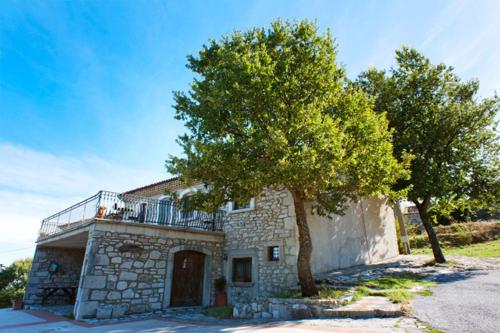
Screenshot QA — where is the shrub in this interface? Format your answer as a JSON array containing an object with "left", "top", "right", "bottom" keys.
[{"left": 214, "top": 276, "right": 226, "bottom": 292}]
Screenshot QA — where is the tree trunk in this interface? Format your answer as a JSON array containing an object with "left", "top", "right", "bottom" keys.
[
  {"left": 394, "top": 202, "right": 411, "bottom": 255},
  {"left": 291, "top": 190, "right": 319, "bottom": 297},
  {"left": 414, "top": 197, "right": 446, "bottom": 263}
]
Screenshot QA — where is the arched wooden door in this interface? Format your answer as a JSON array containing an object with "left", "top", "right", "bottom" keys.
[{"left": 170, "top": 250, "right": 205, "bottom": 307}]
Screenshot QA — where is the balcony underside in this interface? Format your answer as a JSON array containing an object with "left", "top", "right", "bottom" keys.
[{"left": 37, "top": 218, "right": 224, "bottom": 248}]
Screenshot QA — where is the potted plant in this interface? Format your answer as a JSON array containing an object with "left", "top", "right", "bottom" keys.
[
  {"left": 11, "top": 289, "right": 24, "bottom": 310},
  {"left": 214, "top": 276, "right": 227, "bottom": 307}
]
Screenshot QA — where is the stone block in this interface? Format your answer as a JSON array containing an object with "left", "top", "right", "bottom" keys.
[
  {"left": 149, "top": 250, "right": 161, "bottom": 259},
  {"left": 112, "top": 304, "right": 129, "bottom": 318},
  {"left": 122, "top": 289, "right": 134, "bottom": 299},
  {"left": 90, "top": 290, "right": 107, "bottom": 301},
  {"left": 119, "top": 271, "right": 138, "bottom": 281},
  {"left": 83, "top": 276, "right": 107, "bottom": 289},
  {"left": 144, "top": 259, "right": 155, "bottom": 268},
  {"left": 133, "top": 261, "right": 144, "bottom": 268},
  {"left": 95, "top": 254, "right": 110, "bottom": 265},
  {"left": 121, "top": 261, "right": 133, "bottom": 269},
  {"left": 96, "top": 305, "right": 113, "bottom": 319},
  {"left": 75, "top": 301, "right": 99, "bottom": 319},
  {"left": 107, "top": 291, "right": 121, "bottom": 300},
  {"left": 117, "top": 281, "right": 128, "bottom": 290},
  {"left": 111, "top": 257, "right": 122, "bottom": 264}
]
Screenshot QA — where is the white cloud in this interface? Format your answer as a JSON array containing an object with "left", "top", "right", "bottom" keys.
[{"left": 0, "top": 142, "right": 163, "bottom": 265}]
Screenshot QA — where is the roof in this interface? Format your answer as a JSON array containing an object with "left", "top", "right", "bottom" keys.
[{"left": 123, "top": 177, "right": 186, "bottom": 197}]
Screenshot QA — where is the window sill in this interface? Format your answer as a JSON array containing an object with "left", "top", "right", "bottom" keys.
[{"left": 231, "top": 282, "right": 254, "bottom": 288}]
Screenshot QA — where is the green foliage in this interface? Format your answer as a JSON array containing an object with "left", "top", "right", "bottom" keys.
[
  {"left": 357, "top": 46, "right": 500, "bottom": 218},
  {"left": 412, "top": 239, "right": 500, "bottom": 257},
  {"left": 203, "top": 305, "right": 233, "bottom": 319},
  {"left": 214, "top": 276, "right": 227, "bottom": 292},
  {"left": 272, "top": 286, "right": 349, "bottom": 299},
  {"left": 166, "top": 19, "right": 406, "bottom": 216},
  {"left": 352, "top": 276, "right": 435, "bottom": 304},
  {"left": 0, "top": 258, "right": 32, "bottom": 308},
  {"left": 359, "top": 277, "right": 435, "bottom": 289},
  {"left": 417, "top": 289, "right": 433, "bottom": 296}
]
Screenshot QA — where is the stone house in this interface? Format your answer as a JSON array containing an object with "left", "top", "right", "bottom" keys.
[{"left": 24, "top": 177, "right": 399, "bottom": 319}]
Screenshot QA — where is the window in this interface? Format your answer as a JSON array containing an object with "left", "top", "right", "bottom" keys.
[
  {"left": 268, "top": 246, "right": 280, "bottom": 261},
  {"left": 232, "top": 257, "right": 252, "bottom": 283},
  {"left": 232, "top": 199, "right": 253, "bottom": 211}
]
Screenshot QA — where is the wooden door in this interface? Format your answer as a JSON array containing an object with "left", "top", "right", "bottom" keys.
[{"left": 170, "top": 251, "right": 205, "bottom": 306}]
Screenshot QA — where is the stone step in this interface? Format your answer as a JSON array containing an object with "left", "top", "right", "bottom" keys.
[{"left": 322, "top": 296, "right": 404, "bottom": 318}]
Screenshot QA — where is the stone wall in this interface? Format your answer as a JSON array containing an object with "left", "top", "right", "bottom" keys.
[
  {"left": 74, "top": 221, "right": 224, "bottom": 319},
  {"left": 232, "top": 297, "right": 342, "bottom": 319},
  {"left": 24, "top": 246, "right": 85, "bottom": 306},
  {"left": 223, "top": 187, "right": 299, "bottom": 303}
]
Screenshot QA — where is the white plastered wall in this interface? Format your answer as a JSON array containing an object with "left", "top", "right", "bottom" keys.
[{"left": 306, "top": 197, "right": 399, "bottom": 274}]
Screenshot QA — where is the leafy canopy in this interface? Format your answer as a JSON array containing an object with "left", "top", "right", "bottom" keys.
[
  {"left": 357, "top": 47, "right": 499, "bottom": 215},
  {"left": 167, "top": 20, "right": 406, "bottom": 214}
]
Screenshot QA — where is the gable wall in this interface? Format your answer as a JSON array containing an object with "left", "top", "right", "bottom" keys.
[{"left": 306, "top": 197, "right": 399, "bottom": 273}]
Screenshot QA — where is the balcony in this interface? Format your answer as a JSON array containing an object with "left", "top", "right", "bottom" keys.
[{"left": 39, "top": 191, "right": 225, "bottom": 239}]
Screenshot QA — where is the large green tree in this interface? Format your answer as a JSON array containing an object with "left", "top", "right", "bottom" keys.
[
  {"left": 357, "top": 47, "right": 500, "bottom": 263},
  {"left": 167, "top": 20, "right": 405, "bottom": 296}
]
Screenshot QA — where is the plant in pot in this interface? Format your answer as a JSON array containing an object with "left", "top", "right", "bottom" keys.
[
  {"left": 214, "top": 276, "right": 227, "bottom": 307},
  {"left": 11, "top": 289, "right": 24, "bottom": 310}
]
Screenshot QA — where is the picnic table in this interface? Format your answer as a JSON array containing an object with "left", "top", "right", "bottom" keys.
[{"left": 41, "top": 285, "right": 78, "bottom": 305}]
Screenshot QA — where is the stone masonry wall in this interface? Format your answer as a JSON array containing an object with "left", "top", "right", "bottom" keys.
[
  {"left": 24, "top": 246, "right": 85, "bottom": 306},
  {"left": 224, "top": 187, "right": 299, "bottom": 303},
  {"left": 74, "top": 221, "right": 224, "bottom": 319}
]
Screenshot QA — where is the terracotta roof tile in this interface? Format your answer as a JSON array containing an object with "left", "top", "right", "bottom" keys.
[{"left": 123, "top": 177, "right": 186, "bottom": 197}]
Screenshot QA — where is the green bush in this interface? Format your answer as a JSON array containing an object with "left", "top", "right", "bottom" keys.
[{"left": 0, "top": 258, "right": 32, "bottom": 308}]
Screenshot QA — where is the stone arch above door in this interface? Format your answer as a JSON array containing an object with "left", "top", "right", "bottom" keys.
[{"left": 163, "top": 244, "right": 213, "bottom": 308}]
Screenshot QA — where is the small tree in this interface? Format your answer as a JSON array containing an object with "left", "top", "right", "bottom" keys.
[
  {"left": 357, "top": 47, "right": 500, "bottom": 263},
  {"left": 167, "top": 20, "right": 405, "bottom": 296}
]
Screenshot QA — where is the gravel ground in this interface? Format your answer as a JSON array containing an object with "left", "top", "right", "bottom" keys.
[{"left": 413, "top": 269, "right": 500, "bottom": 333}]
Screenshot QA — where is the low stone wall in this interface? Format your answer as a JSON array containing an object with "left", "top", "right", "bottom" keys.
[
  {"left": 232, "top": 297, "right": 342, "bottom": 319},
  {"left": 24, "top": 246, "right": 85, "bottom": 306}
]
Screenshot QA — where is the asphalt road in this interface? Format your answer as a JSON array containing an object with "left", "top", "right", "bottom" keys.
[{"left": 413, "top": 269, "right": 500, "bottom": 333}]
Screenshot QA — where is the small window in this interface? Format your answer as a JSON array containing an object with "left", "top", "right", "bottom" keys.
[
  {"left": 268, "top": 246, "right": 280, "bottom": 261},
  {"left": 232, "top": 257, "right": 252, "bottom": 283},
  {"left": 232, "top": 199, "right": 252, "bottom": 211}
]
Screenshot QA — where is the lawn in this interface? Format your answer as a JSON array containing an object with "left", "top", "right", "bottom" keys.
[{"left": 411, "top": 239, "right": 500, "bottom": 257}]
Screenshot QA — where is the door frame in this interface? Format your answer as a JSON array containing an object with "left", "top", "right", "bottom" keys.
[{"left": 163, "top": 245, "right": 213, "bottom": 308}]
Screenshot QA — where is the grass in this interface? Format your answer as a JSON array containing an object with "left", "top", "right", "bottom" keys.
[
  {"left": 272, "top": 286, "right": 350, "bottom": 299},
  {"left": 272, "top": 277, "right": 435, "bottom": 306},
  {"left": 411, "top": 239, "right": 500, "bottom": 257},
  {"left": 417, "top": 289, "right": 433, "bottom": 296},
  {"left": 202, "top": 305, "right": 233, "bottom": 319},
  {"left": 352, "top": 276, "right": 436, "bottom": 304}
]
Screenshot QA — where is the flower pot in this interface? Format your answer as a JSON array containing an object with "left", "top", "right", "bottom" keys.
[
  {"left": 11, "top": 299, "right": 23, "bottom": 310},
  {"left": 215, "top": 291, "right": 227, "bottom": 307}
]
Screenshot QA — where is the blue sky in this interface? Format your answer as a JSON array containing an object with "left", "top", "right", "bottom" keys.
[{"left": 1, "top": 0, "right": 499, "bottom": 264}]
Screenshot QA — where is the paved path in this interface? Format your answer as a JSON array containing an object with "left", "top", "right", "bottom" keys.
[
  {"left": 413, "top": 269, "right": 500, "bottom": 333},
  {"left": 0, "top": 309, "right": 423, "bottom": 332}
]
